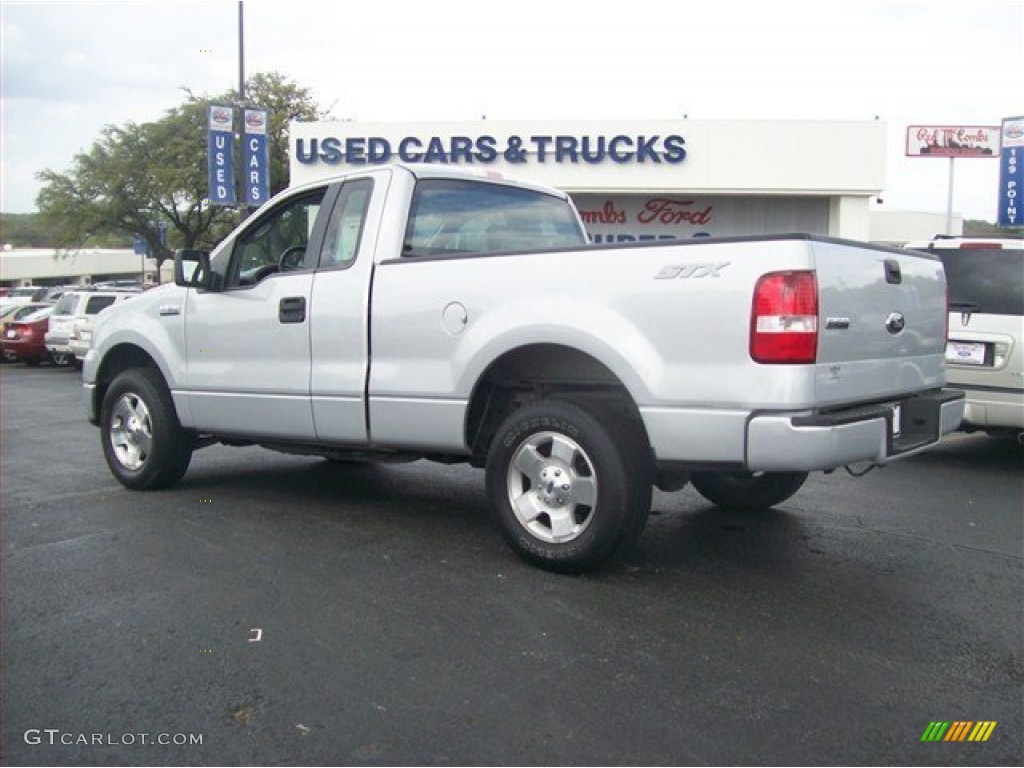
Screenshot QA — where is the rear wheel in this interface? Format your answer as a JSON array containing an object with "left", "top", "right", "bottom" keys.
[
  {"left": 100, "top": 368, "right": 192, "bottom": 490},
  {"left": 50, "top": 351, "right": 72, "bottom": 367},
  {"left": 690, "top": 470, "right": 808, "bottom": 511},
  {"left": 485, "top": 399, "right": 652, "bottom": 573}
]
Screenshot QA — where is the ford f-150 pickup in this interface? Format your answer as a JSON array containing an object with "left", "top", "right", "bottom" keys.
[{"left": 83, "top": 164, "right": 965, "bottom": 572}]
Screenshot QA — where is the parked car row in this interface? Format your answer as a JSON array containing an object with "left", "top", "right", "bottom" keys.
[
  {"left": 1, "top": 285, "right": 142, "bottom": 367},
  {"left": 0, "top": 285, "right": 50, "bottom": 308}
]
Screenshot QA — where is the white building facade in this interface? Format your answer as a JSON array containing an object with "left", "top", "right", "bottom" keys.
[
  {"left": 0, "top": 248, "right": 165, "bottom": 288},
  {"left": 290, "top": 119, "right": 889, "bottom": 242}
]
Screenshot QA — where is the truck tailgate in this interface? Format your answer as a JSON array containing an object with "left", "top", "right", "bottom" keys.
[{"left": 811, "top": 239, "right": 947, "bottom": 406}]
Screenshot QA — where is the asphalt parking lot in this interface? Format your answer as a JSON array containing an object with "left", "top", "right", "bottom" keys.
[{"left": 1, "top": 363, "right": 1021, "bottom": 766}]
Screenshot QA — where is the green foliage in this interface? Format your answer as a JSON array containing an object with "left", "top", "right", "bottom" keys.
[
  {"left": 242, "top": 71, "right": 333, "bottom": 197},
  {"left": 962, "top": 219, "right": 1024, "bottom": 236},
  {"left": 1, "top": 212, "right": 130, "bottom": 248},
  {"left": 1, "top": 213, "right": 51, "bottom": 247},
  {"left": 34, "top": 72, "right": 330, "bottom": 267}
]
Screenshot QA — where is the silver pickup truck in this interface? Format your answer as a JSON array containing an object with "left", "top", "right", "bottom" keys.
[{"left": 83, "top": 164, "right": 964, "bottom": 572}]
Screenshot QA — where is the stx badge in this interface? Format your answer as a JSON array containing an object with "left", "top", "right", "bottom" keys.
[{"left": 655, "top": 262, "right": 730, "bottom": 280}]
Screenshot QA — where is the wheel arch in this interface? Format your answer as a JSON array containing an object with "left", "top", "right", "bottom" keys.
[
  {"left": 464, "top": 342, "right": 652, "bottom": 465},
  {"left": 92, "top": 343, "right": 170, "bottom": 425}
]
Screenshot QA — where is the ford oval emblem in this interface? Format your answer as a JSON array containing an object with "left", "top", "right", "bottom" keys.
[{"left": 885, "top": 312, "right": 906, "bottom": 335}]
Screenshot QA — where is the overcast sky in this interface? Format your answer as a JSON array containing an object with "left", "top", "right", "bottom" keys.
[{"left": 1, "top": 0, "right": 1021, "bottom": 220}]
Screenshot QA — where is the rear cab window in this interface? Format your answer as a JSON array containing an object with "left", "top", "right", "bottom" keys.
[{"left": 402, "top": 179, "right": 587, "bottom": 257}]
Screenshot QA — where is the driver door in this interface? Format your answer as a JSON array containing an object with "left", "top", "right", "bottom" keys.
[{"left": 181, "top": 186, "right": 332, "bottom": 440}]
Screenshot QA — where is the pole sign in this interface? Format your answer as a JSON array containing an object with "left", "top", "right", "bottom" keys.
[
  {"left": 905, "top": 125, "right": 999, "bottom": 157},
  {"left": 998, "top": 116, "right": 1023, "bottom": 228},
  {"left": 207, "top": 105, "right": 236, "bottom": 206},
  {"left": 243, "top": 108, "right": 270, "bottom": 207}
]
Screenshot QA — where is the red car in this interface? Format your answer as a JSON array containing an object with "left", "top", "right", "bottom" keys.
[{"left": 1, "top": 307, "right": 54, "bottom": 366}]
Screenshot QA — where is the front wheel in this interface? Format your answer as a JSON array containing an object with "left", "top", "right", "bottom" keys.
[
  {"left": 690, "top": 470, "right": 808, "bottom": 511},
  {"left": 485, "top": 400, "right": 652, "bottom": 573},
  {"left": 100, "top": 368, "right": 193, "bottom": 490}
]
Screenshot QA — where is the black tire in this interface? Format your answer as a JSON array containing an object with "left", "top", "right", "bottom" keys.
[
  {"left": 50, "top": 351, "right": 72, "bottom": 367},
  {"left": 22, "top": 356, "right": 41, "bottom": 367},
  {"left": 485, "top": 399, "right": 652, "bottom": 573},
  {"left": 100, "top": 368, "right": 193, "bottom": 490},
  {"left": 690, "top": 470, "right": 808, "bottom": 511}
]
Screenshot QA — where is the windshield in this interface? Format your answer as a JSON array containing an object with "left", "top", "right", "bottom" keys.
[
  {"left": 21, "top": 308, "right": 53, "bottom": 322},
  {"left": 927, "top": 248, "right": 1024, "bottom": 316},
  {"left": 13, "top": 305, "right": 45, "bottom": 321}
]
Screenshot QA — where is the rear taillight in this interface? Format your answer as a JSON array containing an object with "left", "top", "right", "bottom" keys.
[{"left": 750, "top": 271, "right": 818, "bottom": 364}]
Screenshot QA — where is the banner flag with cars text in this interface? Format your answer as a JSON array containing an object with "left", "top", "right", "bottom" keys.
[{"left": 243, "top": 108, "right": 271, "bottom": 208}]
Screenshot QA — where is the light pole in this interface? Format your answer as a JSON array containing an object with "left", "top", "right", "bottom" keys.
[
  {"left": 238, "top": 1, "right": 245, "bottom": 103},
  {"left": 237, "top": 1, "right": 250, "bottom": 221}
]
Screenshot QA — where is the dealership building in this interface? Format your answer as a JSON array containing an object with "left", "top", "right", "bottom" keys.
[
  {"left": 289, "top": 119, "right": 954, "bottom": 245},
  {"left": 3, "top": 119, "right": 961, "bottom": 288}
]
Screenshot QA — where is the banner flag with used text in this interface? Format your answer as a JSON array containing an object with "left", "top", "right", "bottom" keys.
[{"left": 207, "top": 105, "right": 236, "bottom": 206}]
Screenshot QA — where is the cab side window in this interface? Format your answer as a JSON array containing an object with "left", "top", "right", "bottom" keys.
[
  {"left": 318, "top": 179, "right": 373, "bottom": 269},
  {"left": 228, "top": 189, "right": 326, "bottom": 287}
]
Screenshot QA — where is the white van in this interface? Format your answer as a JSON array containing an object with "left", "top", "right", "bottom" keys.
[{"left": 905, "top": 237, "right": 1024, "bottom": 441}]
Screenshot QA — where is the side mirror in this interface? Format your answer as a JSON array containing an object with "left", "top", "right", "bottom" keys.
[{"left": 174, "top": 249, "right": 214, "bottom": 290}]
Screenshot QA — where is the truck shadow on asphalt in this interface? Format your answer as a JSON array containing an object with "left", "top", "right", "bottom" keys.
[
  {"left": 177, "top": 451, "right": 494, "bottom": 532},
  {"left": 172, "top": 449, "right": 821, "bottom": 579},
  {"left": 167, "top": 433, "right": 1020, "bottom": 582}
]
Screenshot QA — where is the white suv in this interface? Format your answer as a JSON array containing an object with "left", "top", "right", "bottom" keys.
[
  {"left": 45, "top": 289, "right": 138, "bottom": 367},
  {"left": 906, "top": 237, "right": 1023, "bottom": 441}
]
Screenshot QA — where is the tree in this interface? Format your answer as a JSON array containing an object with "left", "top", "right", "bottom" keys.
[
  {"left": 963, "top": 219, "right": 1024, "bottom": 237},
  {"left": 36, "top": 72, "right": 330, "bottom": 276},
  {"left": 241, "top": 72, "right": 335, "bottom": 197}
]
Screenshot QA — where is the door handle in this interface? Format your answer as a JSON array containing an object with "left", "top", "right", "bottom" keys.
[{"left": 279, "top": 296, "right": 306, "bottom": 324}]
